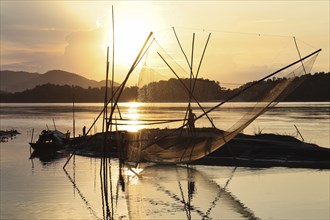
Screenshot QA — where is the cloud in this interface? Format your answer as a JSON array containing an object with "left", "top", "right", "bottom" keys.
[
  {"left": 2, "top": 24, "right": 68, "bottom": 49},
  {"left": 1, "top": 1, "right": 328, "bottom": 84},
  {"left": 1, "top": 24, "right": 107, "bottom": 80},
  {"left": 0, "top": 0, "right": 109, "bottom": 79},
  {"left": 58, "top": 27, "right": 107, "bottom": 79}
]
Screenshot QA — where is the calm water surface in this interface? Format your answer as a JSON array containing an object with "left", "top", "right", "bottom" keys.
[{"left": 0, "top": 102, "right": 329, "bottom": 219}]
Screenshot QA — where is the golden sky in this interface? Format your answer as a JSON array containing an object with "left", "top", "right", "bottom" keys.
[{"left": 1, "top": 1, "right": 329, "bottom": 86}]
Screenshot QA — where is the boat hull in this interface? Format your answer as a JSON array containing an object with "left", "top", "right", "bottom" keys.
[{"left": 29, "top": 142, "right": 65, "bottom": 152}]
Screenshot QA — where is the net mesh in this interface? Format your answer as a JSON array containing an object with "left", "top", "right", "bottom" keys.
[{"left": 119, "top": 28, "right": 320, "bottom": 164}]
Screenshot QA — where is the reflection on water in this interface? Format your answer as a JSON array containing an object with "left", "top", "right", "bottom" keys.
[
  {"left": 119, "top": 102, "right": 144, "bottom": 132},
  {"left": 1, "top": 102, "right": 328, "bottom": 146},
  {"left": 60, "top": 154, "right": 257, "bottom": 220},
  {"left": 1, "top": 142, "right": 329, "bottom": 219},
  {"left": 0, "top": 102, "right": 329, "bottom": 219},
  {"left": 30, "top": 150, "right": 68, "bottom": 164},
  {"left": 124, "top": 165, "right": 258, "bottom": 219},
  {"left": 63, "top": 166, "right": 100, "bottom": 220}
]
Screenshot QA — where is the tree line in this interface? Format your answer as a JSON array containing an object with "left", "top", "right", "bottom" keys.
[{"left": 0, "top": 72, "right": 329, "bottom": 103}]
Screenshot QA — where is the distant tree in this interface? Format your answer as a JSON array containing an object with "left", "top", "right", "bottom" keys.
[{"left": 0, "top": 73, "right": 329, "bottom": 103}]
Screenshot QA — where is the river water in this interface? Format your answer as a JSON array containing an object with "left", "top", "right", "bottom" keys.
[{"left": 0, "top": 102, "right": 329, "bottom": 219}]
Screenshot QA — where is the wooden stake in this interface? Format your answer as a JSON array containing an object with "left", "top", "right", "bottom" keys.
[
  {"left": 30, "top": 128, "right": 34, "bottom": 143},
  {"left": 294, "top": 124, "right": 305, "bottom": 141},
  {"left": 52, "top": 118, "right": 56, "bottom": 130}
]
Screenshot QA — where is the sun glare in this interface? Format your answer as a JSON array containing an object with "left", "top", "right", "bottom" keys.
[
  {"left": 125, "top": 166, "right": 144, "bottom": 185},
  {"left": 121, "top": 102, "right": 143, "bottom": 132},
  {"left": 101, "top": 15, "right": 151, "bottom": 69}
]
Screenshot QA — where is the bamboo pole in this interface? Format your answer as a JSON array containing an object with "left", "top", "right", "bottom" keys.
[
  {"left": 294, "top": 124, "right": 305, "bottom": 141},
  {"left": 72, "top": 94, "right": 75, "bottom": 138},
  {"left": 103, "top": 47, "right": 110, "bottom": 132},
  {"left": 142, "top": 49, "right": 321, "bottom": 151},
  {"left": 29, "top": 128, "right": 34, "bottom": 157},
  {"left": 293, "top": 37, "right": 307, "bottom": 75},
  {"left": 111, "top": 6, "right": 115, "bottom": 120},
  {"left": 30, "top": 128, "right": 34, "bottom": 143},
  {"left": 198, "top": 48, "right": 322, "bottom": 121},
  {"left": 172, "top": 27, "right": 191, "bottom": 69},
  {"left": 157, "top": 52, "right": 216, "bottom": 127},
  {"left": 85, "top": 37, "right": 154, "bottom": 136},
  {"left": 106, "top": 32, "right": 153, "bottom": 131},
  {"left": 52, "top": 118, "right": 57, "bottom": 130}
]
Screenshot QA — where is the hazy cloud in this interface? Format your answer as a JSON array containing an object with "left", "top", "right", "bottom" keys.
[
  {"left": 1, "top": 1, "right": 328, "bottom": 84},
  {"left": 0, "top": 1, "right": 105, "bottom": 78}
]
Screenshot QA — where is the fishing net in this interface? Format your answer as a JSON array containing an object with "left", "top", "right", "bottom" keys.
[{"left": 116, "top": 28, "right": 320, "bottom": 164}]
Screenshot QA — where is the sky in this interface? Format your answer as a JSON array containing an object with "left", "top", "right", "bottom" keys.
[{"left": 1, "top": 1, "right": 329, "bottom": 87}]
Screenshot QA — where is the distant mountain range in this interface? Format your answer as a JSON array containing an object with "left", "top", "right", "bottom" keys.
[
  {"left": 0, "top": 70, "right": 119, "bottom": 92},
  {"left": 1, "top": 72, "right": 329, "bottom": 103}
]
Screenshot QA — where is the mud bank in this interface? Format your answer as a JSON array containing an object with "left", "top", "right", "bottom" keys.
[{"left": 194, "top": 133, "right": 330, "bottom": 169}]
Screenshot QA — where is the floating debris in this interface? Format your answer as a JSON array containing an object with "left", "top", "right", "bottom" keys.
[{"left": 0, "top": 129, "right": 20, "bottom": 142}]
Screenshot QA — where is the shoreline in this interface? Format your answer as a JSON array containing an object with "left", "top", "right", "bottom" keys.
[{"left": 30, "top": 130, "right": 330, "bottom": 169}]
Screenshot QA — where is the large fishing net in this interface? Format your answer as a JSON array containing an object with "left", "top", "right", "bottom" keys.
[{"left": 112, "top": 28, "right": 320, "bottom": 164}]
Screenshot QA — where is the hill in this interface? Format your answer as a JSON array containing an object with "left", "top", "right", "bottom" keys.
[
  {"left": 0, "top": 70, "right": 119, "bottom": 92},
  {"left": 0, "top": 78, "right": 220, "bottom": 103},
  {"left": 226, "top": 72, "right": 330, "bottom": 102},
  {"left": 0, "top": 70, "right": 40, "bottom": 92},
  {"left": 0, "top": 72, "right": 329, "bottom": 103},
  {"left": 137, "top": 72, "right": 329, "bottom": 102},
  {"left": 138, "top": 78, "right": 222, "bottom": 102}
]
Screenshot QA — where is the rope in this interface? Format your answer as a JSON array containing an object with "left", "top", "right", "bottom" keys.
[{"left": 173, "top": 26, "right": 294, "bottom": 38}]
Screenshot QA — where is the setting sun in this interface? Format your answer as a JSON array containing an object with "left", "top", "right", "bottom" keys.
[
  {"left": 99, "top": 12, "right": 152, "bottom": 66},
  {"left": 1, "top": 1, "right": 328, "bottom": 84},
  {"left": 0, "top": 2, "right": 329, "bottom": 220},
  {"left": 91, "top": 5, "right": 158, "bottom": 85}
]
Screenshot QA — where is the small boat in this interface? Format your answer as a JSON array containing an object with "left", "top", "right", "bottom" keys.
[{"left": 29, "top": 129, "right": 70, "bottom": 152}]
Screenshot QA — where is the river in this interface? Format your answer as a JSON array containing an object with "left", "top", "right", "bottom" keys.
[{"left": 0, "top": 102, "right": 329, "bottom": 219}]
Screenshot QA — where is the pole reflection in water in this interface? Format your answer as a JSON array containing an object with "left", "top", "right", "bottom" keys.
[
  {"left": 31, "top": 148, "right": 258, "bottom": 220},
  {"left": 125, "top": 165, "right": 258, "bottom": 220},
  {"left": 63, "top": 168, "right": 100, "bottom": 220}
]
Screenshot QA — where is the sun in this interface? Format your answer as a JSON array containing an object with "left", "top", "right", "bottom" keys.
[{"left": 100, "top": 14, "right": 152, "bottom": 72}]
